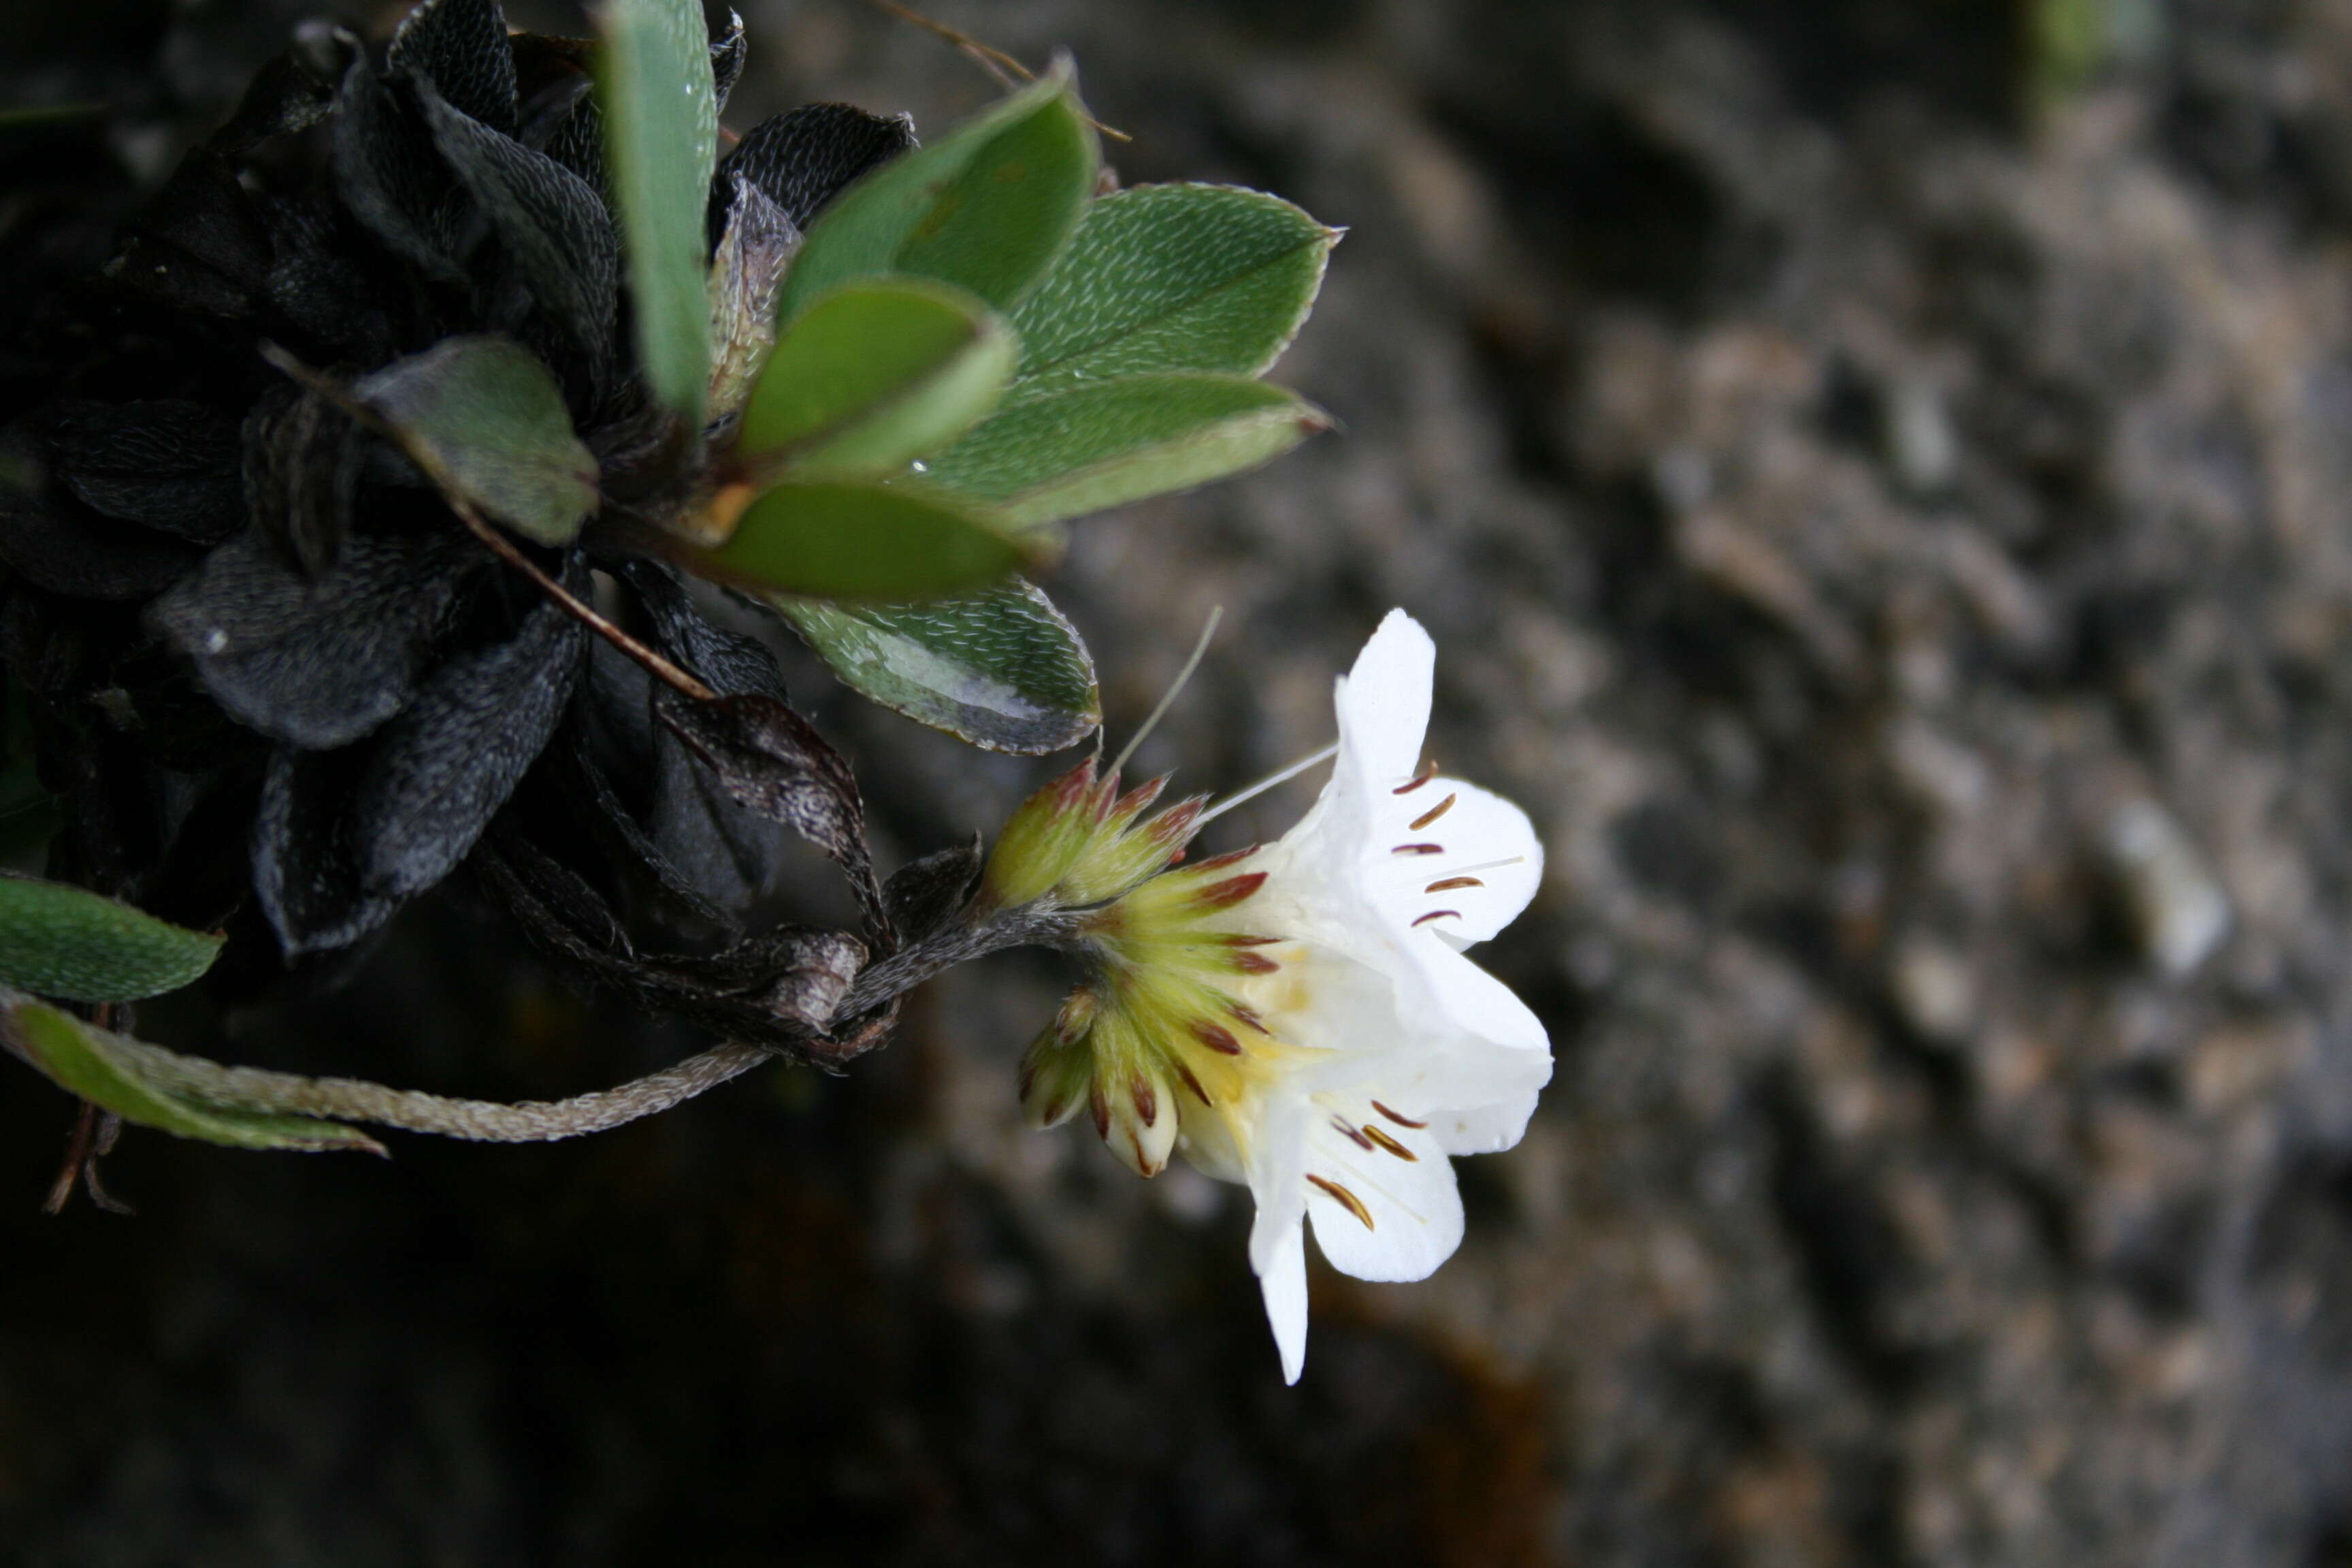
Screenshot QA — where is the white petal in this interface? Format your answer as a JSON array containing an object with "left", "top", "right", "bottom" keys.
[
  {"left": 1333, "top": 610, "right": 1434, "bottom": 789},
  {"left": 1242, "top": 1090, "right": 1313, "bottom": 1277},
  {"left": 1364, "top": 777, "right": 1544, "bottom": 945},
  {"left": 1258, "top": 1220, "right": 1310, "bottom": 1385},
  {"left": 1423, "top": 1087, "right": 1542, "bottom": 1157},
  {"left": 1300, "top": 1098, "right": 1465, "bottom": 1283}
]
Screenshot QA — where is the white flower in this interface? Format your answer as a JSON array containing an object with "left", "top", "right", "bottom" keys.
[
  {"left": 1001, "top": 609, "right": 1550, "bottom": 1384},
  {"left": 1172, "top": 609, "right": 1551, "bottom": 1382}
]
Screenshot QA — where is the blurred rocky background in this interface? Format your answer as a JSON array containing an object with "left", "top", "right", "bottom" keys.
[{"left": 13, "top": 0, "right": 2352, "bottom": 1561}]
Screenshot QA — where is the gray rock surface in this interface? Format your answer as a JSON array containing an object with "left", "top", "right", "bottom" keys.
[{"left": 14, "top": 1, "right": 2352, "bottom": 1563}]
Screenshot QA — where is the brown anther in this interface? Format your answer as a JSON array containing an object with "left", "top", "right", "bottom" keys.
[
  {"left": 1175, "top": 1060, "right": 1213, "bottom": 1107},
  {"left": 1222, "top": 934, "right": 1281, "bottom": 947},
  {"left": 1409, "top": 792, "right": 1458, "bottom": 831},
  {"left": 1307, "top": 1174, "right": 1375, "bottom": 1229},
  {"left": 1331, "top": 1117, "right": 1375, "bottom": 1152},
  {"left": 1372, "top": 1100, "right": 1428, "bottom": 1129},
  {"left": 1362, "top": 1124, "right": 1419, "bottom": 1162},
  {"left": 1130, "top": 1070, "right": 1158, "bottom": 1127},
  {"left": 1195, "top": 870, "right": 1268, "bottom": 910},
  {"left": 1089, "top": 1083, "right": 1111, "bottom": 1139},
  {"left": 1230, "top": 950, "right": 1281, "bottom": 975},
  {"left": 1392, "top": 761, "right": 1439, "bottom": 795},
  {"left": 1228, "top": 1002, "right": 1269, "bottom": 1033},
  {"left": 1189, "top": 845, "right": 1259, "bottom": 874},
  {"left": 1425, "top": 876, "right": 1484, "bottom": 893},
  {"left": 1193, "top": 1019, "right": 1244, "bottom": 1055},
  {"left": 1411, "top": 909, "right": 1463, "bottom": 927},
  {"left": 1393, "top": 843, "right": 1445, "bottom": 855}
]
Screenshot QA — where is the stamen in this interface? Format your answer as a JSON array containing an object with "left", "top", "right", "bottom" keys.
[
  {"left": 1372, "top": 1100, "right": 1428, "bottom": 1129},
  {"left": 1192, "top": 1020, "right": 1244, "bottom": 1056},
  {"left": 1440, "top": 854, "right": 1529, "bottom": 879},
  {"left": 1108, "top": 606, "right": 1222, "bottom": 779},
  {"left": 1331, "top": 1117, "right": 1375, "bottom": 1152},
  {"left": 1175, "top": 1060, "right": 1213, "bottom": 1107},
  {"left": 1425, "top": 876, "right": 1484, "bottom": 893},
  {"left": 1409, "top": 793, "right": 1458, "bottom": 831},
  {"left": 1362, "top": 1124, "right": 1419, "bottom": 1162},
  {"left": 1228, "top": 1002, "right": 1269, "bottom": 1033},
  {"left": 1392, "top": 843, "right": 1445, "bottom": 856},
  {"left": 1307, "top": 1174, "right": 1375, "bottom": 1229},
  {"left": 1411, "top": 909, "right": 1463, "bottom": 927},
  {"left": 1220, "top": 934, "right": 1281, "bottom": 947},
  {"left": 1194, "top": 741, "right": 1341, "bottom": 828},
  {"left": 1230, "top": 951, "right": 1280, "bottom": 975},
  {"left": 1392, "top": 761, "right": 1440, "bottom": 795}
]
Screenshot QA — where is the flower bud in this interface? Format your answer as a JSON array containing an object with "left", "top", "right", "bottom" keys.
[
  {"left": 1017, "top": 988, "right": 1101, "bottom": 1130},
  {"left": 983, "top": 757, "right": 1101, "bottom": 909},
  {"left": 1058, "top": 789, "right": 1209, "bottom": 906},
  {"left": 1102, "top": 1060, "right": 1179, "bottom": 1178}
]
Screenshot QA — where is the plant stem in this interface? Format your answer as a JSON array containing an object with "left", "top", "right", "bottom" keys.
[{"left": 114, "top": 1036, "right": 777, "bottom": 1144}]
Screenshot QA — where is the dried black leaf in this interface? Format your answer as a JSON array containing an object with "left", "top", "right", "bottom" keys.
[
  {"left": 709, "top": 11, "right": 747, "bottom": 114},
  {"left": 654, "top": 689, "right": 887, "bottom": 939},
  {"left": 477, "top": 828, "right": 867, "bottom": 1050},
  {"left": 261, "top": 195, "right": 397, "bottom": 363},
  {"left": 149, "top": 529, "right": 483, "bottom": 749},
  {"left": 209, "top": 24, "right": 357, "bottom": 155},
  {"left": 389, "top": 0, "right": 517, "bottom": 135},
  {"left": 241, "top": 383, "right": 362, "bottom": 576},
  {"left": 52, "top": 400, "right": 245, "bottom": 542},
  {"left": 350, "top": 572, "right": 585, "bottom": 903},
  {"left": 615, "top": 560, "right": 787, "bottom": 703},
  {"left": 0, "top": 492, "right": 203, "bottom": 601},
  {"left": 883, "top": 840, "right": 983, "bottom": 948},
  {"left": 253, "top": 742, "right": 397, "bottom": 954},
  {"left": 108, "top": 151, "right": 276, "bottom": 318},
  {"left": 332, "top": 56, "right": 465, "bottom": 284},
  {"left": 417, "top": 81, "right": 618, "bottom": 362},
  {"left": 715, "top": 103, "right": 917, "bottom": 232}
]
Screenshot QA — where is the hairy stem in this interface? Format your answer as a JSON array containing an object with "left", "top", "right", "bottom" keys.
[{"left": 112, "top": 1035, "right": 775, "bottom": 1144}]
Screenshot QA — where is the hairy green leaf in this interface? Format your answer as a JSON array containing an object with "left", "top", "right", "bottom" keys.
[
  {"left": 1, "top": 997, "right": 383, "bottom": 1154},
  {"left": 1012, "top": 184, "right": 1334, "bottom": 390},
  {"left": 0, "top": 875, "right": 222, "bottom": 1001},
  {"left": 689, "top": 480, "right": 1024, "bottom": 599},
  {"left": 778, "top": 71, "right": 1096, "bottom": 321},
  {"left": 922, "top": 372, "right": 1328, "bottom": 529},
  {"left": 355, "top": 335, "right": 599, "bottom": 546},
  {"left": 738, "top": 278, "right": 1015, "bottom": 480},
  {"left": 777, "top": 578, "right": 1099, "bottom": 753},
  {"left": 598, "top": 0, "right": 719, "bottom": 425}
]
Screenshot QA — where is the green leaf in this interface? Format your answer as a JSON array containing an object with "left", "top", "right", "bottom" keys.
[
  {"left": 777, "top": 578, "right": 1099, "bottom": 753},
  {"left": 689, "top": 480, "right": 1026, "bottom": 599},
  {"left": 598, "top": 0, "right": 719, "bottom": 426},
  {"left": 0, "top": 875, "right": 223, "bottom": 1001},
  {"left": 778, "top": 71, "right": 1097, "bottom": 321},
  {"left": 355, "top": 336, "right": 599, "bottom": 546},
  {"left": 737, "top": 278, "right": 1016, "bottom": 480},
  {"left": 921, "top": 373, "right": 1328, "bottom": 530},
  {"left": 1011, "top": 184, "right": 1335, "bottom": 391},
  {"left": 2, "top": 997, "right": 383, "bottom": 1154}
]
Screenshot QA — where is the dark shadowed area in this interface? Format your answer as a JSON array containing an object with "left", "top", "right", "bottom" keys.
[{"left": 10, "top": 0, "right": 2352, "bottom": 1563}]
